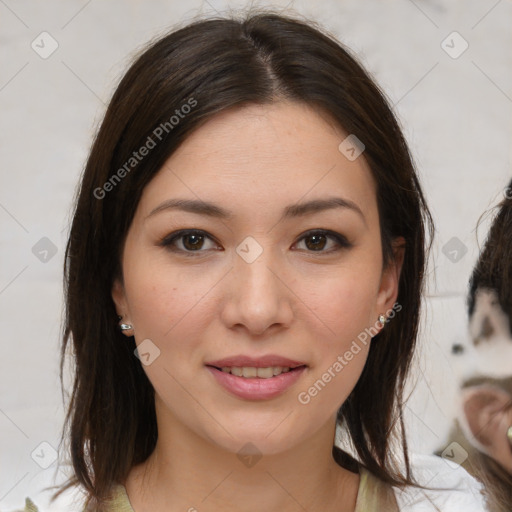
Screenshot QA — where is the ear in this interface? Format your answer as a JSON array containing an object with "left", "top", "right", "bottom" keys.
[
  {"left": 375, "top": 236, "right": 405, "bottom": 316},
  {"left": 459, "top": 384, "right": 512, "bottom": 472},
  {"left": 111, "top": 276, "right": 130, "bottom": 320}
]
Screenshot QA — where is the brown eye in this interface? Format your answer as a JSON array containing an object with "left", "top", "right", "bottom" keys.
[
  {"left": 181, "top": 233, "right": 205, "bottom": 251},
  {"left": 304, "top": 233, "right": 328, "bottom": 251},
  {"left": 160, "top": 230, "right": 219, "bottom": 255},
  {"left": 294, "top": 230, "right": 352, "bottom": 253}
]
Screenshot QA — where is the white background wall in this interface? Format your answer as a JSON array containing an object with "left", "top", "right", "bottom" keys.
[{"left": 1, "top": 0, "right": 511, "bottom": 510}]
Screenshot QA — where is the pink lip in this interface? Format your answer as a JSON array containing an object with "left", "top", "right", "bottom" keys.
[
  {"left": 205, "top": 354, "right": 306, "bottom": 368},
  {"left": 206, "top": 365, "right": 307, "bottom": 400}
]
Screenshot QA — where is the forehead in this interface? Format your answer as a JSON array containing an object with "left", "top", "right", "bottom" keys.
[{"left": 138, "top": 101, "right": 378, "bottom": 224}]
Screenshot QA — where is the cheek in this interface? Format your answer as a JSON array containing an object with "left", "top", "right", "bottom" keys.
[
  {"left": 298, "top": 260, "right": 381, "bottom": 344},
  {"left": 323, "top": 281, "right": 375, "bottom": 335},
  {"left": 124, "top": 259, "right": 218, "bottom": 347},
  {"left": 292, "top": 261, "right": 379, "bottom": 409}
]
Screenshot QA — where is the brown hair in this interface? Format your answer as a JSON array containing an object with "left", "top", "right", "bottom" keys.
[
  {"left": 468, "top": 178, "right": 512, "bottom": 332},
  {"left": 464, "top": 180, "right": 512, "bottom": 511},
  {"left": 51, "top": 9, "right": 434, "bottom": 508},
  {"left": 473, "top": 452, "right": 512, "bottom": 512}
]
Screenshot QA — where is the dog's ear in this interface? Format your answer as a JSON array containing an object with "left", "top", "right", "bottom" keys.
[
  {"left": 459, "top": 384, "right": 512, "bottom": 473},
  {"left": 469, "top": 288, "right": 511, "bottom": 345}
]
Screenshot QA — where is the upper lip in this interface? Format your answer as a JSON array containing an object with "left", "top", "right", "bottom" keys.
[{"left": 205, "top": 355, "right": 307, "bottom": 368}]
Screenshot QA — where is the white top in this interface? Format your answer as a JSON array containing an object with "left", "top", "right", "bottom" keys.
[{"left": 392, "top": 453, "right": 490, "bottom": 511}]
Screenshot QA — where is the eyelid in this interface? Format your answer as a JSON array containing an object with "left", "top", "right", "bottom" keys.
[
  {"left": 158, "top": 228, "right": 352, "bottom": 255},
  {"left": 158, "top": 229, "right": 222, "bottom": 254},
  {"left": 293, "top": 229, "right": 352, "bottom": 252}
]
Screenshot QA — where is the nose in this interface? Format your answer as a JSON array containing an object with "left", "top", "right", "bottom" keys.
[{"left": 219, "top": 248, "right": 294, "bottom": 336}]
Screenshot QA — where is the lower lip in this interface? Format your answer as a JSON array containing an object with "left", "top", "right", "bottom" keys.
[{"left": 206, "top": 366, "right": 307, "bottom": 400}]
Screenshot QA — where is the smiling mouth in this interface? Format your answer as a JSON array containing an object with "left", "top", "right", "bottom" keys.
[{"left": 207, "top": 365, "right": 307, "bottom": 379}]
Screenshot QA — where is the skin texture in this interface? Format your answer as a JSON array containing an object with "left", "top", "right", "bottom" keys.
[{"left": 112, "top": 101, "right": 405, "bottom": 512}]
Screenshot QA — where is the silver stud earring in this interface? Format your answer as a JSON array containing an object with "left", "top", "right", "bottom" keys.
[
  {"left": 118, "top": 315, "right": 133, "bottom": 333},
  {"left": 378, "top": 315, "right": 386, "bottom": 327}
]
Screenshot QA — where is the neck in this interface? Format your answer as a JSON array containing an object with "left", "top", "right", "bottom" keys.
[{"left": 125, "top": 406, "right": 359, "bottom": 512}]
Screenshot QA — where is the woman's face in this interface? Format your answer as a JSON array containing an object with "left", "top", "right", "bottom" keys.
[{"left": 112, "top": 101, "right": 403, "bottom": 455}]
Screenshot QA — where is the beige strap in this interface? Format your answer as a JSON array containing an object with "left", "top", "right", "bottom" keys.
[
  {"left": 22, "top": 497, "right": 39, "bottom": 512},
  {"left": 355, "top": 467, "right": 400, "bottom": 512},
  {"left": 82, "top": 485, "right": 135, "bottom": 512},
  {"left": 104, "top": 485, "right": 135, "bottom": 512}
]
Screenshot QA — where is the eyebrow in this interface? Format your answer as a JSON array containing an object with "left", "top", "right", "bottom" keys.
[{"left": 146, "top": 196, "right": 367, "bottom": 226}]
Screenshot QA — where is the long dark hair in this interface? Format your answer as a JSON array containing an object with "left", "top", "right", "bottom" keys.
[{"left": 51, "top": 9, "right": 434, "bottom": 508}]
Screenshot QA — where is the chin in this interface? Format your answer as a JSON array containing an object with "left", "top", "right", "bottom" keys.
[
  {"left": 215, "top": 434, "right": 297, "bottom": 459},
  {"left": 199, "top": 414, "right": 310, "bottom": 459}
]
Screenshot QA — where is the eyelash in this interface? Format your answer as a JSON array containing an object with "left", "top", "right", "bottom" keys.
[{"left": 158, "top": 229, "right": 352, "bottom": 257}]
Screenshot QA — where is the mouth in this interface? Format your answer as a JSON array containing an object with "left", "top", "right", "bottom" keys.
[
  {"left": 204, "top": 357, "right": 308, "bottom": 400},
  {"left": 206, "top": 364, "right": 307, "bottom": 379}
]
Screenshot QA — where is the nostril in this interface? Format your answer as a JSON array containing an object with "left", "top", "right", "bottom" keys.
[{"left": 451, "top": 343, "right": 465, "bottom": 355}]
